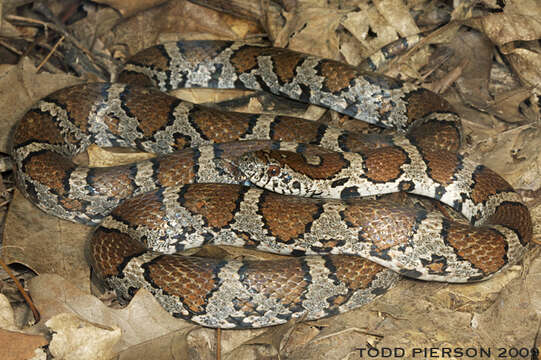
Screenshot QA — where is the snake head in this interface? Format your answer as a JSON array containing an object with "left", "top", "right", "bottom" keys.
[{"left": 232, "top": 150, "right": 321, "bottom": 196}]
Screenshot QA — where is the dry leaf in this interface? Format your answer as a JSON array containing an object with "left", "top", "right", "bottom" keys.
[
  {"left": 2, "top": 191, "right": 92, "bottom": 293},
  {"left": 103, "top": 0, "right": 262, "bottom": 56},
  {"left": 189, "top": 0, "right": 265, "bottom": 20},
  {"left": 170, "top": 88, "right": 256, "bottom": 105},
  {"left": 0, "top": 15, "right": 29, "bottom": 38},
  {"left": 472, "top": 11, "right": 541, "bottom": 46},
  {"left": 46, "top": 313, "right": 121, "bottom": 360},
  {"left": 466, "top": 125, "right": 541, "bottom": 189},
  {"left": 116, "top": 327, "right": 211, "bottom": 360},
  {"left": 28, "top": 274, "right": 195, "bottom": 353},
  {"left": 532, "top": 206, "right": 541, "bottom": 246},
  {"left": 474, "top": 253, "right": 541, "bottom": 345},
  {"left": 274, "top": 8, "right": 343, "bottom": 58},
  {"left": 449, "top": 28, "right": 493, "bottom": 108},
  {"left": 504, "top": 47, "right": 541, "bottom": 87},
  {"left": 372, "top": 0, "right": 420, "bottom": 37},
  {"left": 0, "top": 294, "right": 16, "bottom": 331},
  {"left": 487, "top": 87, "right": 532, "bottom": 123},
  {"left": 431, "top": 266, "right": 523, "bottom": 312},
  {"left": 342, "top": 5, "right": 398, "bottom": 56},
  {"left": 0, "top": 329, "right": 48, "bottom": 360},
  {"left": 93, "top": 0, "right": 169, "bottom": 17}
]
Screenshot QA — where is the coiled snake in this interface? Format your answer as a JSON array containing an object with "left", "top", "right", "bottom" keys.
[{"left": 11, "top": 41, "right": 532, "bottom": 329}]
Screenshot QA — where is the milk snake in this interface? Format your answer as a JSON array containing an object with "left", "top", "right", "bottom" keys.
[{"left": 10, "top": 41, "right": 532, "bottom": 329}]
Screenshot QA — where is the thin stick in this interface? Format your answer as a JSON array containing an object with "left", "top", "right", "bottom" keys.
[
  {"left": 36, "top": 35, "right": 64, "bottom": 72},
  {"left": 0, "top": 258, "right": 40, "bottom": 323},
  {"left": 0, "top": 40, "right": 23, "bottom": 55},
  {"left": 7, "top": 15, "right": 100, "bottom": 69},
  {"left": 216, "top": 328, "right": 221, "bottom": 360},
  {"left": 6, "top": 14, "right": 50, "bottom": 28}
]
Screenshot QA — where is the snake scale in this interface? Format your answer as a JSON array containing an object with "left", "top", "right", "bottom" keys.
[{"left": 11, "top": 41, "right": 532, "bottom": 329}]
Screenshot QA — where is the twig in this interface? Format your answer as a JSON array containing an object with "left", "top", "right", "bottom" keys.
[
  {"left": 31, "top": 3, "right": 96, "bottom": 62},
  {"left": 6, "top": 14, "right": 103, "bottom": 76},
  {"left": 0, "top": 258, "right": 40, "bottom": 323},
  {"left": 6, "top": 14, "right": 52, "bottom": 29},
  {"left": 0, "top": 40, "right": 23, "bottom": 55},
  {"left": 36, "top": 34, "right": 64, "bottom": 72},
  {"left": 216, "top": 328, "right": 221, "bottom": 360}
]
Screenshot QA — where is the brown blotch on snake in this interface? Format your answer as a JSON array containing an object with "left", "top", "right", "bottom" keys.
[
  {"left": 189, "top": 107, "right": 255, "bottom": 142},
  {"left": 89, "top": 167, "right": 136, "bottom": 199},
  {"left": 123, "top": 87, "right": 180, "bottom": 137},
  {"left": 319, "top": 60, "right": 359, "bottom": 93},
  {"left": 260, "top": 191, "right": 322, "bottom": 242},
  {"left": 260, "top": 150, "right": 349, "bottom": 180},
  {"left": 471, "top": 166, "right": 515, "bottom": 204},
  {"left": 488, "top": 202, "right": 532, "bottom": 246},
  {"left": 155, "top": 151, "right": 198, "bottom": 187},
  {"left": 444, "top": 223, "right": 508, "bottom": 276},
  {"left": 408, "top": 119, "right": 462, "bottom": 153},
  {"left": 182, "top": 183, "right": 243, "bottom": 228},
  {"left": 238, "top": 257, "right": 309, "bottom": 309},
  {"left": 24, "top": 152, "right": 75, "bottom": 196},
  {"left": 45, "top": 83, "right": 106, "bottom": 133},
  {"left": 341, "top": 200, "right": 420, "bottom": 250},
  {"left": 143, "top": 255, "right": 222, "bottom": 314},
  {"left": 362, "top": 146, "right": 408, "bottom": 183},
  {"left": 420, "top": 150, "right": 461, "bottom": 186},
  {"left": 270, "top": 116, "right": 325, "bottom": 143},
  {"left": 404, "top": 89, "right": 456, "bottom": 124},
  {"left": 270, "top": 50, "right": 306, "bottom": 84},
  {"left": 330, "top": 256, "right": 390, "bottom": 291},
  {"left": 12, "top": 110, "right": 65, "bottom": 146},
  {"left": 229, "top": 46, "right": 275, "bottom": 73},
  {"left": 110, "top": 190, "right": 166, "bottom": 230},
  {"left": 127, "top": 45, "right": 170, "bottom": 71},
  {"left": 90, "top": 228, "right": 146, "bottom": 277}
]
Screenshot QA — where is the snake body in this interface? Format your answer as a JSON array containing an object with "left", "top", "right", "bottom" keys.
[{"left": 11, "top": 41, "right": 532, "bottom": 328}]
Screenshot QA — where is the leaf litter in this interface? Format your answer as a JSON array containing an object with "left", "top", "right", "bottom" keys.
[{"left": 0, "top": 0, "right": 539, "bottom": 359}]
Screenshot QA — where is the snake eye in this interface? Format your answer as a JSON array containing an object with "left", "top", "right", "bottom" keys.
[{"left": 267, "top": 165, "right": 280, "bottom": 177}]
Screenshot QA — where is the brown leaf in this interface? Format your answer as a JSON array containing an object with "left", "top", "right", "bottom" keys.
[
  {"left": 28, "top": 274, "right": 195, "bottom": 353},
  {"left": 342, "top": 5, "right": 399, "bottom": 57},
  {"left": 274, "top": 8, "right": 343, "bottom": 59},
  {"left": 0, "top": 294, "right": 17, "bottom": 331},
  {"left": 474, "top": 252, "right": 541, "bottom": 348},
  {"left": 103, "top": 0, "right": 262, "bottom": 56},
  {"left": 188, "top": 0, "right": 265, "bottom": 21},
  {"left": 450, "top": 28, "right": 493, "bottom": 108},
  {"left": 372, "top": 0, "right": 420, "bottom": 37},
  {"left": 466, "top": 124, "right": 541, "bottom": 189},
  {"left": 504, "top": 47, "right": 541, "bottom": 87},
  {"left": 46, "top": 313, "right": 121, "bottom": 360},
  {"left": 431, "top": 266, "right": 522, "bottom": 312},
  {"left": 472, "top": 13, "right": 541, "bottom": 46},
  {"left": 487, "top": 87, "right": 532, "bottom": 123},
  {"left": 2, "top": 191, "right": 92, "bottom": 293},
  {"left": 0, "top": 328, "right": 48, "bottom": 360},
  {"left": 93, "top": 0, "right": 170, "bottom": 17}
]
